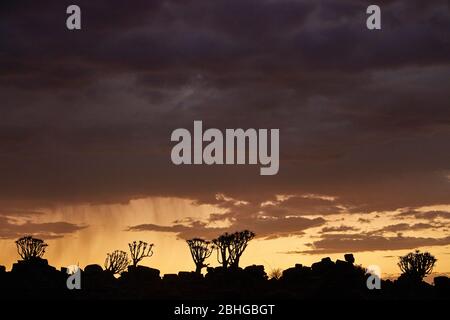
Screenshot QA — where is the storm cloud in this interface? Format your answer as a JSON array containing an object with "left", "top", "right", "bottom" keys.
[{"left": 0, "top": 0, "right": 449, "bottom": 245}]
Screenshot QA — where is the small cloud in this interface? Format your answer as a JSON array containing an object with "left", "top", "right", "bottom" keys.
[
  {"left": 397, "top": 210, "right": 450, "bottom": 221},
  {"left": 0, "top": 216, "right": 88, "bottom": 240},
  {"left": 287, "top": 233, "right": 450, "bottom": 255},
  {"left": 320, "top": 225, "right": 359, "bottom": 233},
  {"left": 128, "top": 215, "right": 325, "bottom": 240}
]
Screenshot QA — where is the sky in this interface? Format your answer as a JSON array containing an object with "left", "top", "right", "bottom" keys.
[{"left": 0, "top": 0, "right": 449, "bottom": 278}]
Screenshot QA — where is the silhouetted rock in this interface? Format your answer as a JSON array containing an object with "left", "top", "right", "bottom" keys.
[
  {"left": 8, "top": 258, "right": 63, "bottom": 295},
  {"left": 206, "top": 266, "right": 223, "bottom": 275},
  {"left": 163, "top": 274, "right": 178, "bottom": 281},
  {"left": 128, "top": 265, "right": 160, "bottom": 278},
  {"left": 281, "top": 263, "right": 312, "bottom": 282},
  {"left": 311, "top": 257, "right": 335, "bottom": 274},
  {"left": 244, "top": 265, "right": 267, "bottom": 281},
  {"left": 178, "top": 271, "right": 203, "bottom": 281},
  {"left": 434, "top": 276, "right": 450, "bottom": 288},
  {"left": 82, "top": 264, "right": 117, "bottom": 291},
  {"left": 335, "top": 259, "right": 353, "bottom": 273},
  {"left": 344, "top": 254, "right": 355, "bottom": 264},
  {"left": 0, "top": 251, "right": 447, "bottom": 300},
  {"left": 120, "top": 265, "right": 160, "bottom": 288},
  {"left": 205, "top": 266, "right": 243, "bottom": 279},
  {"left": 396, "top": 272, "right": 422, "bottom": 286},
  {"left": 11, "top": 257, "right": 56, "bottom": 275},
  {"left": 84, "top": 264, "right": 103, "bottom": 274},
  {"left": 434, "top": 276, "right": 450, "bottom": 297}
]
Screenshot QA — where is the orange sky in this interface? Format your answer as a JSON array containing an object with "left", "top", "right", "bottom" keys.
[{"left": 1, "top": 196, "right": 448, "bottom": 280}]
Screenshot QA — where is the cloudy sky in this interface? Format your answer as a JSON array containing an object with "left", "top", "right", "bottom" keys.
[{"left": 0, "top": 0, "right": 449, "bottom": 277}]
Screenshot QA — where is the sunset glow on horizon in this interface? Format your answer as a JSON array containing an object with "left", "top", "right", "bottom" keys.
[{"left": 1, "top": 196, "right": 448, "bottom": 280}]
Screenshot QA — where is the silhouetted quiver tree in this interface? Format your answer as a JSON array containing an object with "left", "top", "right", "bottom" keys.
[
  {"left": 128, "top": 240, "right": 154, "bottom": 267},
  {"left": 105, "top": 250, "right": 130, "bottom": 275},
  {"left": 15, "top": 236, "right": 48, "bottom": 261},
  {"left": 213, "top": 233, "right": 233, "bottom": 268},
  {"left": 398, "top": 250, "right": 437, "bottom": 281},
  {"left": 213, "top": 230, "right": 255, "bottom": 269},
  {"left": 187, "top": 238, "right": 213, "bottom": 274},
  {"left": 228, "top": 230, "right": 255, "bottom": 268}
]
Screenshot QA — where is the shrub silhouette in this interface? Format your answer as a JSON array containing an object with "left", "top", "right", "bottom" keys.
[
  {"left": 105, "top": 250, "right": 130, "bottom": 275},
  {"left": 186, "top": 238, "right": 213, "bottom": 274},
  {"left": 128, "top": 240, "right": 154, "bottom": 267},
  {"left": 15, "top": 236, "right": 48, "bottom": 261},
  {"left": 398, "top": 250, "right": 437, "bottom": 282},
  {"left": 269, "top": 268, "right": 282, "bottom": 280},
  {"left": 213, "top": 230, "right": 255, "bottom": 269}
]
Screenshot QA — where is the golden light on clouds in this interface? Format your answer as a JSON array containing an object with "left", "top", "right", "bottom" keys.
[{"left": 0, "top": 197, "right": 448, "bottom": 280}]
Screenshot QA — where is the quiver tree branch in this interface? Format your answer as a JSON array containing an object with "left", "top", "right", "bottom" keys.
[
  {"left": 186, "top": 238, "right": 213, "bottom": 274},
  {"left": 128, "top": 240, "right": 154, "bottom": 267},
  {"left": 15, "top": 236, "right": 48, "bottom": 261},
  {"left": 212, "top": 230, "right": 255, "bottom": 269},
  {"left": 228, "top": 230, "right": 255, "bottom": 268},
  {"left": 212, "top": 233, "right": 233, "bottom": 269},
  {"left": 398, "top": 250, "right": 437, "bottom": 281},
  {"left": 104, "top": 250, "right": 130, "bottom": 275}
]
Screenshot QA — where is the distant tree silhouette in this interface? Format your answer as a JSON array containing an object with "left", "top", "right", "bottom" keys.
[
  {"left": 15, "top": 236, "right": 48, "bottom": 261},
  {"left": 213, "top": 230, "right": 255, "bottom": 269},
  {"left": 128, "top": 240, "right": 154, "bottom": 267},
  {"left": 105, "top": 250, "right": 130, "bottom": 275},
  {"left": 186, "top": 238, "right": 213, "bottom": 274},
  {"left": 398, "top": 250, "right": 437, "bottom": 281},
  {"left": 213, "top": 233, "right": 233, "bottom": 268}
]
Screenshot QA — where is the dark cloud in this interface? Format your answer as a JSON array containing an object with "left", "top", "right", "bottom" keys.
[
  {"left": 320, "top": 225, "right": 359, "bottom": 233},
  {"left": 0, "top": 0, "right": 449, "bottom": 230},
  {"left": 397, "top": 210, "right": 450, "bottom": 221},
  {"left": 0, "top": 216, "right": 87, "bottom": 240},
  {"left": 368, "top": 222, "right": 447, "bottom": 234},
  {"left": 127, "top": 215, "right": 325, "bottom": 240},
  {"left": 262, "top": 195, "right": 344, "bottom": 216},
  {"left": 292, "top": 234, "right": 450, "bottom": 254},
  {"left": 290, "top": 219, "right": 450, "bottom": 254}
]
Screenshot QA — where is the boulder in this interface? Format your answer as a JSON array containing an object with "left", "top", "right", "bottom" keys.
[
  {"left": 10, "top": 258, "right": 62, "bottom": 291},
  {"left": 244, "top": 265, "right": 267, "bottom": 281},
  {"left": 163, "top": 273, "right": 178, "bottom": 281},
  {"left": 127, "top": 265, "right": 160, "bottom": 278},
  {"left": 311, "top": 257, "right": 335, "bottom": 274},
  {"left": 84, "top": 264, "right": 103, "bottom": 274},
  {"left": 344, "top": 254, "right": 355, "bottom": 264},
  {"left": 434, "top": 276, "right": 450, "bottom": 289},
  {"left": 11, "top": 258, "right": 56, "bottom": 273},
  {"left": 178, "top": 271, "right": 203, "bottom": 281},
  {"left": 281, "top": 264, "right": 311, "bottom": 282}
]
